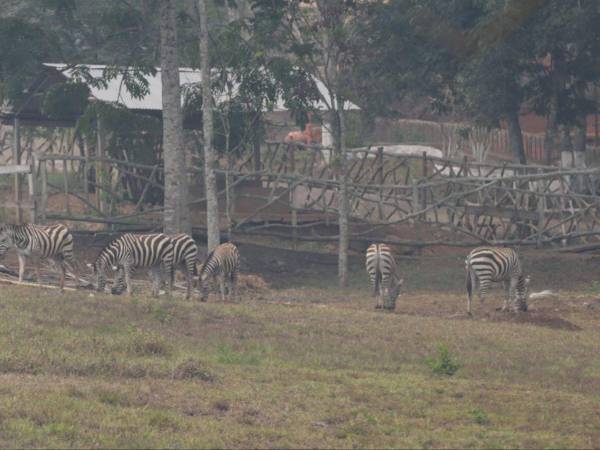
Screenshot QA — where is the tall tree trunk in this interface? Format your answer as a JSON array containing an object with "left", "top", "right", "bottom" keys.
[
  {"left": 505, "top": 109, "right": 527, "bottom": 164},
  {"left": 337, "top": 103, "right": 349, "bottom": 288},
  {"left": 198, "top": 0, "right": 220, "bottom": 251},
  {"left": 160, "top": 0, "right": 190, "bottom": 234}
]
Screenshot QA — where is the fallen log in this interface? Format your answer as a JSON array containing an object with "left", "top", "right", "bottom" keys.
[
  {"left": 0, "top": 264, "right": 18, "bottom": 278},
  {"left": 0, "top": 276, "right": 78, "bottom": 291},
  {"left": 554, "top": 243, "right": 600, "bottom": 253}
]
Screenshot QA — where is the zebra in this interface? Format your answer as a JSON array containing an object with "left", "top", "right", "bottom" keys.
[
  {"left": 365, "top": 243, "right": 403, "bottom": 310},
  {"left": 0, "top": 223, "right": 76, "bottom": 291},
  {"left": 169, "top": 233, "right": 198, "bottom": 299},
  {"left": 88, "top": 233, "right": 174, "bottom": 297},
  {"left": 112, "top": 233, "right": 198, "bottom": 299},
  {"left": 465, "top": 246, "right": 530, "bottom": 315},
  {"left": 197, "top": 242, "right": 240, "bottom": 302}
]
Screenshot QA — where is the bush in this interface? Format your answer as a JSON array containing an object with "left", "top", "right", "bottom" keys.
[
  {"left": 470, "top": 408, "right": 490, "bottom": 425},
  {"left": 427, "top": 344, "right": 459, "bottom": 376}
]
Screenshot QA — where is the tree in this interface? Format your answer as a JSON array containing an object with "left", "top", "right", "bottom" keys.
[
  {"left": 197, "top": 0, "right": 220, "bottom": 251},
  {"left": 160, "top": 0, "right": 190, "bottom": 234},
  {"left": 524, "top": 0, "right": 600, "bottom": 167},
  {"left": 251, "top": 0, "right": 364, "bottom": 287}
]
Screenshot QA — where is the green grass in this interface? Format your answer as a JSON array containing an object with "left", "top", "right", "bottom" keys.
[{"left": 0, "top": 274, "right": 599, "bottom": 448}]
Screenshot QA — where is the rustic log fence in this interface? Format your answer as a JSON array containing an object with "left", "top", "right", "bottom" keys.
[
  {"left": 24, "top": 143, "right": 600, "bottom": 249},
  {"left": 378, "top": 118, "right": 550, "bottom": 163},
  {"left": 0, "top": 163, "right": 36, "bottom": 223}
]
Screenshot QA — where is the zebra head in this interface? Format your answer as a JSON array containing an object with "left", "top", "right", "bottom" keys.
[
  {"left": 0, "top": 225, "right": 12, "bottom": 258},
  {"left": 88, "top": 240, "right": 122, "bottom": 292},
  {"left": 197, "top": 252, "right": 214, "bottom": 302},
  {"left": 515, "top": 275, "right": 530, "bottom": 311},
  {"left": 386, "top": 276, "right": 404, "bottom": 310}
]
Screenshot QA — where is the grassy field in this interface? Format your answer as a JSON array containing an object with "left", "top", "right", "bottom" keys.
[{"left": 0, "top": 248, "right": 600, "bottom": 448}]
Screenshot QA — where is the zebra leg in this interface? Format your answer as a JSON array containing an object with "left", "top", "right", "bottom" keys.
[
  {"left": 218, "top": 274, "right": 226, "bottom": 302},
  {"left": 56, "top": 259, "right": 66, "bottom": 292},
  {"left": 230, "top": 270, "right": 238, "bottom": 302},
  {"left": 501, "top": 280, "right": 511, "bottom": 311},
  {"left": 374, "top": 276, "right": 383, "bottom": 309},
  {"left": 185, "top": 267, "right": 192, "bottom": 300},
  {"left": 17, "top": 252, "right": 27, "bottom": 283},
  {"left": 163, "top": 264, "right": 172, "bottom": 297},
  {"left": 466, "top": 270, "right": 476, "bottom": 316},
  {"left": 165, "top": 263, "right": 173, "bottom": 297},
  {"left": 478, "top": 279, "right": 488, "bottom": 305},
  {"left": 508, "top": 277, "right": 519, "bottom": 312},
  {"left": 124, "top": 265, "right": 134, "bottom": 296},
  {"left": 149, "top": 267, "right": 160, "bottom": 297},
  {"left": 382, "top": 279, "right": 391, "bottom": 310}
]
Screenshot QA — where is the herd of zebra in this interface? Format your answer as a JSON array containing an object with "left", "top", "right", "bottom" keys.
[
  {"left": 0, "top": 223, "right": 530, "bottom": 315},
  {"left": 0, "top": 223, "right": 240, "bottom": 301},
  {"left": 366, "top": 243, "right": 531, "bottom": 315}
]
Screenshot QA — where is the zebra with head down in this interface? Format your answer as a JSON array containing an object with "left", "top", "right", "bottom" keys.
[
  {"left": 365, "top": 243, "right": 403, "bottom": 311},
  {"left": 89, "top": 233, "right": 174, "bottom": 297}
]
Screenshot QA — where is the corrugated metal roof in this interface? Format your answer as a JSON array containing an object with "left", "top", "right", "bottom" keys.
[{"left": 43, "top": 63, "right": 359, "bottom": 112}]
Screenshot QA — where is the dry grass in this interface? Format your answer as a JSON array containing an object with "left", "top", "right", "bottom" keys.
[{"left": 0, "top": 250, "right": 599, "bottom": 448}]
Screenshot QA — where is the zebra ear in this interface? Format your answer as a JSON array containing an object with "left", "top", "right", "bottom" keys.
[
  {"left": 525, "top": 276, "right": 531, "bottom": 286},
  {"left": 398, "top": 278, "right": 404, "bottom": 285}
]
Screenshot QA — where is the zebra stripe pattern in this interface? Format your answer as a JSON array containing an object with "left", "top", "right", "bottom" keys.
[
  {"left": 197, "top": 242, "right": 240, "bottom": 302},
  {"left": 0, "top": 223, "right": 75, "bottom": 291},
  {"left": 365, "top": 243, "right": 403, "bottom": 310},
  {"left": 170, "top": 234, "right": 198, "bottom": 299},
  {"left": 112, "top": 233, "right": 198, "bottom": 298},
  {"left": 465, "top": 246, "right": 530, "bottom": 315},
  {"left": 91, "top": 233, "right": 174, "bottom": 297}
]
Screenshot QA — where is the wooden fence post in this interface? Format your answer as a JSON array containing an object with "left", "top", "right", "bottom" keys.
[
  {"left": 63, "top": 165, "right": 71, "bottom": 215},
  {"left": 28, "top": 160, "right": 37, "bottom": 224},
  {"left": 421, "top": 151, "right": 428, "bottom": 220},
  {"left": 40, "top": 159, "right": 47, "bottom": 223},
  {"left": 288, "top": 143, "right": 298, "bottom": 250},
  {"left": 96, "top": 113, "right": 107, "bottom": 215},
  {"left": 377, "top": 146, "right": 384, "bottom": 220},
  {"left": 13, "top": 117, "right": 22, "bottom": 224}
]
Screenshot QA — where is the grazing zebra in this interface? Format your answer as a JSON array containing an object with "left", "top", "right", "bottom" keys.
[
  {"left": 365, "top": 243, "right": 403, "bottom": 310},
  {"left": 0, "top": 223, "right": 76, "bottom": 291},
  {"left": 197, "top": 242, "right": 240, "bottom": 302},
  {"left": 465, "top": 246, "right": 530, "bottom": 315},
  {"left": 89, "top": 233, "right": 174, "bottom": 297},
  {"left": 113, "top": 233, "right": 198, "bottom": 299}
]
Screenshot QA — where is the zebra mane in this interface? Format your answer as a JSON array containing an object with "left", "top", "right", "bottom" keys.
[{"left": 94, "top": 236, "right": 123, "bottom": 266}]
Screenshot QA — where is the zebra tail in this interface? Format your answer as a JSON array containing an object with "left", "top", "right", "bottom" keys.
[{"left": 466, "top": 266, "right": 473, "bottom": 298}]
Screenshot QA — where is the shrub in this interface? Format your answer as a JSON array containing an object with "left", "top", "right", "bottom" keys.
[
  {"left": 470, "top": 408, "right": 490, "bottom": 425},
  {"left": 427, "top": 344, "right": 459, "bottom": 376}
]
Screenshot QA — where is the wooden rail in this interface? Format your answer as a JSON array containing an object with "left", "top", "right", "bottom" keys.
[
  {"left": 0, "top": 163, "right": 36, "bottom": 224},
  {"left": 31, "top": 146, "right": 600, "bottom": 248}
]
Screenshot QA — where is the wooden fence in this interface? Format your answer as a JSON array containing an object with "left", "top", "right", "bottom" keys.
[
  {"left": 380, "top": 119, "right": 550, "bottom": 164},
  {"left": 0, "top": 163, "right": 36, "bottom": 223},
  {"left": 25, "top": 143, "right": 600, "bottom": 249}
]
